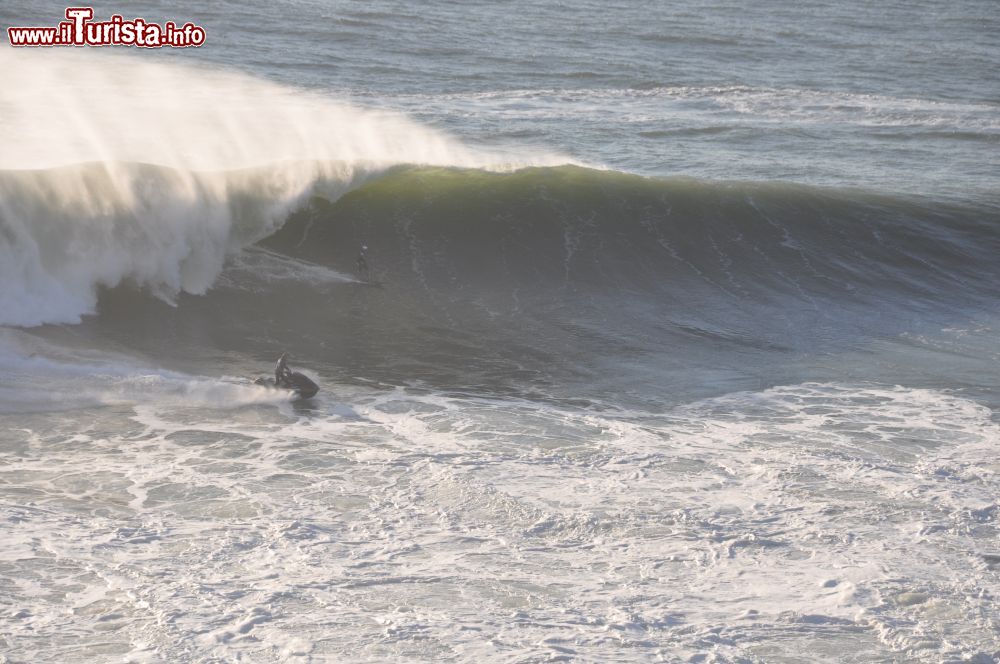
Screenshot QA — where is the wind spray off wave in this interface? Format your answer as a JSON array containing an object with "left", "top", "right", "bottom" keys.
[{"left": 0, "top": 48, "right": 568, "bottom": 327}]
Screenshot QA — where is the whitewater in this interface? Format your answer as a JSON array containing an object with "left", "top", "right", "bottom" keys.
[{"left": 2, "top": 0, "right": 999, "bottom": 662}]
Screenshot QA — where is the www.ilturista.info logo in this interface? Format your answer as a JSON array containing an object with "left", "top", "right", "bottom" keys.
[{"left": 7, "top": 7, "right": 206, "bottom": 48}]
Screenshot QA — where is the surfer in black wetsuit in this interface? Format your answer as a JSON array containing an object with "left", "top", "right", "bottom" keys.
[{"left": 356, "top": 244, "right": 370, "bottom": 282}]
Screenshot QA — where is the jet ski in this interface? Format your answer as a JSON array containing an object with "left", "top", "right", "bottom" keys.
[{"left": 254, "top": 353, "right": 319, "bottom": 399}]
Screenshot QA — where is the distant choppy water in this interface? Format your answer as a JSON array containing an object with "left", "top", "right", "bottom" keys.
[
  {"left": 4, "top": 0, "right": 999, "bottom": 199},
  {"left": 1, "top": 1, "right": 999, "bottom": 662}
]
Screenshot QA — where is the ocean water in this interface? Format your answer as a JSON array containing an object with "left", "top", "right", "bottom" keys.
[{"left": 1, "top": 1, "right": 999, "bottom": 662}]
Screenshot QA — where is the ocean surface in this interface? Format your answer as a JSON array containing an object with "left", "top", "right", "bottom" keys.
[{"left": 1, "top": 1, "right": 999, "bottom": 662}]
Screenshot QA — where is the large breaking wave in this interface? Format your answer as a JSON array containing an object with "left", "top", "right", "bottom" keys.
[
  {"left": 19, "top": 164, "right": 981, "bottom": 404},
  {"left": 0, "top": 47, "right": 566, "bottom": 326},
  {"left": 2, "top": 48, "right": 997, "bottom": 352}
]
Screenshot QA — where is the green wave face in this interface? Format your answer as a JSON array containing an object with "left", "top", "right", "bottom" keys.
[{"left": 270, "top": 164, "right": 995, "bottom": 300}]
